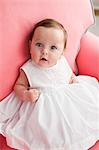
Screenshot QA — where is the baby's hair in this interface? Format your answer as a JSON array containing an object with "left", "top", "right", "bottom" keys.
[{"left": 29, "top": 18, "right": 67, "bottom": 49}]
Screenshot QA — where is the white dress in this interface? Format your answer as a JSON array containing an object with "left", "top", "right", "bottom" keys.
[{"left": 0, "top": 56, "right": 99, "bottom": 150}]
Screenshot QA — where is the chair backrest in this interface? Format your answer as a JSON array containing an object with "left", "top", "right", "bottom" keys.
[{"left": 0, "top": 0, "right": 94, "bottom": 100}]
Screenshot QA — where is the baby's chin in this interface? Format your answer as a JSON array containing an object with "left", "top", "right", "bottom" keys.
[
  {"left": 38, "top": 60, "right": 56, "bottom": 68},
  {"left": 38, "top": 63, "right": 50, "bottom": 68}
]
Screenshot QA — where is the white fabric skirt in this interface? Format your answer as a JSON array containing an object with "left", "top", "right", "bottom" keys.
[{"left": 0, "top": 76, "right": 99, "bottom": 150}]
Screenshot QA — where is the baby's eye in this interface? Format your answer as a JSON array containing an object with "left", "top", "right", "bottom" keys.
[
  {"left": 50, "top": 45, "right": 57, "bottom": 51},
  {"left": 35, "top": 43, "right": 43, "bottom": 48}
]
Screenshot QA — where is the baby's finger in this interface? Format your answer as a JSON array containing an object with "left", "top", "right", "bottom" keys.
[{"left": 30, "top": 89, "right": 40, "bottom": 102}]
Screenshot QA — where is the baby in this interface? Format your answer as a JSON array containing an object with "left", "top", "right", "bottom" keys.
[{"left": 14, "top": 18, "right": 77, "bottom": 103}]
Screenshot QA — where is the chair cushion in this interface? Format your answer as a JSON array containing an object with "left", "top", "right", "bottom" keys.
[{"left": 76, "top": 32, "right": 99, "bottom": 81}]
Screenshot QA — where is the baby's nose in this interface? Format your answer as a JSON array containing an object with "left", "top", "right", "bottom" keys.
[{"left": 42, "top": 48, "right": 48, "bottom": 55}]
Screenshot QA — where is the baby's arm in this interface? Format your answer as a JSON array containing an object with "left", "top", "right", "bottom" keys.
[
  {"left": 14, "top": 70, "right": 40, "bottom": 102},
  {"left": 69, "top": 73, "right": 78, "bottom": 84}
]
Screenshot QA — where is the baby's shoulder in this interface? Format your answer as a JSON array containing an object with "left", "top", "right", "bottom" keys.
[
  {"left": 20, "top": 59, "right": 35, "bottom": 74},
  {"left": 21, "top": 59, "right": 32, "bottom": 69},
  {"left": 60, "top": 56, "right": 70, "bottom": 68}
]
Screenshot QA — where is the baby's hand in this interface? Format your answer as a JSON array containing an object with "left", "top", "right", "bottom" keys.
[
  {"left": 69, "top": 74, "right": 78, "bottom": 84},
  {"left": 24, "top": 88, "right": 40, "bottom": 102}
]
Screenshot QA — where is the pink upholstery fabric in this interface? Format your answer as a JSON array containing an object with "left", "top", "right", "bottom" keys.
[
  {"left": 76, "top": 31, "right": 99, "bottom": 81},
  {"left": 0, "top": 135, "right": 99, "bottom": 150},
  {"left": 0, "top": 0, "right": 94, "bottom": 100}
]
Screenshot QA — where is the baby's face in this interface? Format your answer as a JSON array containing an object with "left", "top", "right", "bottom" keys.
[{"left": 30, "top": 26, "right": 65, "bottom": 68}]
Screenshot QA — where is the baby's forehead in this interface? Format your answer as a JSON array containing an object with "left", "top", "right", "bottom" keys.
[
  {"left": 35, "top": 26, "right": 62, "bottom": 32},
  {"left": 34, "top": 26, "right": 64, "bottom": 37},
  {"left": 33, "top": 27, "right": 64, "bottom": 43}
]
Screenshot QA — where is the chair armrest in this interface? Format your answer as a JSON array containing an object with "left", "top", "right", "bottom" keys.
[{"left": 76, "top": 31, "right": 99, "bottom": 80}]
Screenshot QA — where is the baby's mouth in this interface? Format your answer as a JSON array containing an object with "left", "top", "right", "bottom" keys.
[{"left": 40, "top": 58, "right": 48, "bottom": 61}]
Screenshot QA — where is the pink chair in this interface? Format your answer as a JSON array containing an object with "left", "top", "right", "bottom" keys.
[
  {"left": 0, "top": 0, "right": 99, "bottom": 149},
  {"left": 77, "top": 31, "right": 99, "bottom": 81}
]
